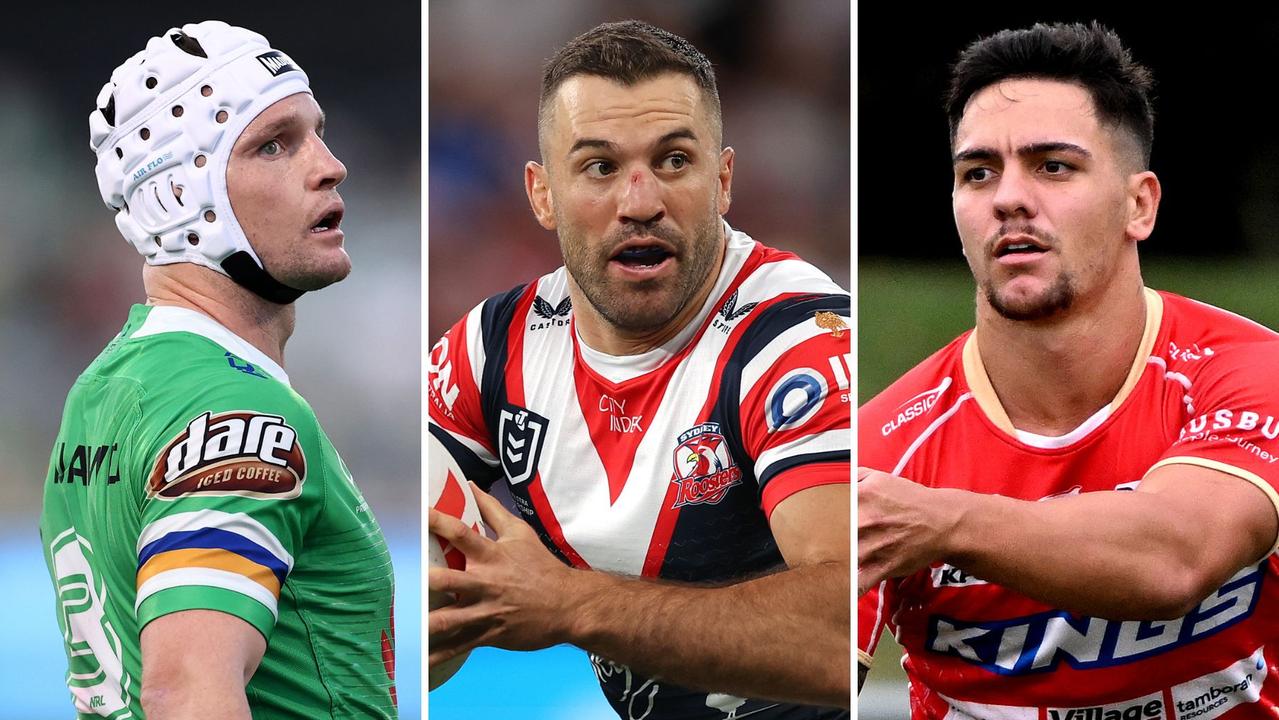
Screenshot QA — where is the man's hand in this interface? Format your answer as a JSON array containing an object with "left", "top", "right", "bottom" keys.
[
  {"left": 857, "top": 467, "right": 958, "bottom": 596},
  {"left": 428, "top": 483, "right": 578, "bottom": 668}
]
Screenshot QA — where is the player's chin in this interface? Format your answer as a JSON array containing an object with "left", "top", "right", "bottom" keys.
[{"left": 281, "top": 253, "right": 353, "bottom": 291}]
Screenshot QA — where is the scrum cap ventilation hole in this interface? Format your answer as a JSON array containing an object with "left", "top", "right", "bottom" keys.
[{"left": 170, "top": 31, "right": 208, "bottom": 58}]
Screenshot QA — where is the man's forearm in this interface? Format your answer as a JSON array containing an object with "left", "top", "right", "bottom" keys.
[
  {"left": 941, "top": 485, "right": 1254, "bottom": 619},
  {"left": 563, "top": 560, "right": 850, "bottom": 708}
]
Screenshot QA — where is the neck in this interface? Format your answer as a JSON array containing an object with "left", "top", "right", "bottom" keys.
[
  {"left": 143, "top": 263, "right": 296, "bottom": 367},
  {"left": 571, "top": 227, "right": 726, "bottom": 357},
  {"left": 975, "top": 265, "right": 1147, "bottom": 436}
]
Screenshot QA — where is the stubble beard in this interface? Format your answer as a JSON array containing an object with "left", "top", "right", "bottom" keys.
[
  {"left": 561, "top": 212, "right": 722, "bottom": 336},
  {"left": 984, "top": 270, "right": 1076, "bottom": 321}
]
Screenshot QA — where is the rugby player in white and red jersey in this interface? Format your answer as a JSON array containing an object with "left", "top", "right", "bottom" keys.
[
  {"left": 428, "top": 20, "right": 851, "bottom": 720},
  {"left": 858, "top": 22, "right": 1279, "bottom": 718}
]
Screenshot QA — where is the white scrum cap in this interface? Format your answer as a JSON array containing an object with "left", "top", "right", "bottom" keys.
[{"left": 89, "top": 21, "right": 312, "bottom": 303}]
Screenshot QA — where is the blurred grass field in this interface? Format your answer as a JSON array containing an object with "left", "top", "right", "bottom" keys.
[{"left": 856, "top": 257, "right": 1279, "bottom": 716}]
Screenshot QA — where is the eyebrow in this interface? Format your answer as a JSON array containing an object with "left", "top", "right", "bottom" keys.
[
  {"left": 952, "top": 142, "right": 1091, "bottom": 165},
  {"left": 567, "top": 128, "right": 700, "bottom": 157},
  {"left": 250, "top": 109, "right": 327, "bottom": 141}
]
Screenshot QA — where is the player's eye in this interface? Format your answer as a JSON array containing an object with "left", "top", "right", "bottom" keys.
[
  {"left": 259, "top": 139, "right": 283, "bottom": 157},
  {"left": 962, "top": 167, "right": 993, "bottom": 183},
  {"left": 661, "top": 153, "right": 690, "bottom": 172},
  {"left": 585, "top": 160, "right": 616, "bottom": 178},
  {"left": 1043, "top": 160, "right": 1072, "bottom": 174}
]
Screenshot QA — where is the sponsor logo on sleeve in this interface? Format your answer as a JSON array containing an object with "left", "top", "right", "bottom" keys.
[
  {"left": 765, "top": 368, "right": 827, "bottom": 432},
  {"left": 1175, "top": 408, "right": 1279, "bottom": 463},
  {"left": 148, "top": 411, "right": 306, "bottom": 500},
  {"left": 428, "top": 337, "right": 460, "bottom": 419},
  {"left": 255, "top": 50, "right": 300, "bottom": 77},
  {"left": 498, "top": 404, "right": 549, "bottom": 485},
  {"left": 670, "top": 422, "right": 743, "bottom": 507},
  {"left": 882, "top": 378, "right": 952, "bottom": 436}
]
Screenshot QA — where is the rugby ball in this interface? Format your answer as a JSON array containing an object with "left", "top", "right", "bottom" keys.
[{"left": 428, "top": 428, "right": 486, "bottom": 690}]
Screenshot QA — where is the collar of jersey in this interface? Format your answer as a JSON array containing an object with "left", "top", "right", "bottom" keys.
[
  {"left": 574, "top": 220, "right": 753, "bottom": 383},
  {"left": 130, "top": 304, "right": 291, "bottom": 387},
  {"left": 961, "top": 287, "right": 1163, "bottom": 448}
]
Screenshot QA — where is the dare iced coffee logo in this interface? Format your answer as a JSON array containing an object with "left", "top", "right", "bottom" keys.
[{"left": 148, "top": 411, "right": 306, "bottom": 500}]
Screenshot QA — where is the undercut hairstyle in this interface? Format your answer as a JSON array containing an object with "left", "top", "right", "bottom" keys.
[
  {"left": 946, "top": 21, "right": 1156, "bottom": 168},
  {"left": 537, "top": 20, "right": 722, "bottom": 156}
]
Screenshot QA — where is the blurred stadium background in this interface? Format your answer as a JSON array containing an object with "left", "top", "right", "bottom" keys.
[
  {"left": 860, "top": 6, "right": 1279, "bottom": 717},
  {"left": 0, "top": 5, "right": 421, "bottom": 719},
  {"left": 429, "top": 0, "right": 848, "bottom": 717}
]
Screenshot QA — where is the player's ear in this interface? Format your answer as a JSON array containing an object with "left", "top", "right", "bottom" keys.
[
  {"left": 525, "top": 161, "right": 557, "bottom": 230},
  {"left": 1126, "top": 170, "right": 1160, "bottom": 243},
  {"left": 718, "top": 147, "right": 734, "bottom": 215}
]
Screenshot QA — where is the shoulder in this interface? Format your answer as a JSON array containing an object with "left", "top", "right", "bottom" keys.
[
  {"left": 858, "top": 332, "right": 969, "bottom": 457},
  {"left": 1155, "top": 291, "right": 1279, "bottom": 385}
]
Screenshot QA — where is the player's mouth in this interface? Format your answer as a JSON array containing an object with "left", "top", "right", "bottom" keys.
[
  {"left": 993, "top": 234, "right": 1049, "bottom": 265},
  {"left": 609, "top": 238, "right": 676, "bottom": 278},
  {"left": 309, "top": 201, "right": 345, "bottom": 239}
]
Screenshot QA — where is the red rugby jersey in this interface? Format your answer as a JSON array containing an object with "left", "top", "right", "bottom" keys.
[
  {"left": 859, "top": 289, "right": 1279, "bottom": 719},
  {"left": 430, "top": 226, "right": 851, "bottom": 720}
]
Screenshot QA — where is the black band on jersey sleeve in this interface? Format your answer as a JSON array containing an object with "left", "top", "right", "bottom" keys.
[
  {"left": 758, "top": 449, "right": 851, "bottom": 488},
  {"left": 428, "top": 422, "right": 501, "bottom": 491},
  {"left": 715, "top": 293, "right": 851, "bottom": 499},
  {"left": 476, "top": 283, "right": 532, "bottom": 446}
]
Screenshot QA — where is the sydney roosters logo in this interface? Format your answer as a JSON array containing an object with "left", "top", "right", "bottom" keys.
[{"left": 670, "top": 422, "right": 743, "bottom": 508}]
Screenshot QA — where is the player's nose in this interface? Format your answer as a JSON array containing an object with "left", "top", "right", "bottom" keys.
[
  {"left": 992, "top": 165, "right": 1035, "bottom": 220},
  {"left": 309, "top": 136, "right": 348, "bottom": 190},
  {"left": 616, "top": 167, "right": 665, "bottom": 225}
]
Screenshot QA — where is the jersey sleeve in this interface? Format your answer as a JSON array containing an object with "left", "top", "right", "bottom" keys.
[
  {"left": 130, "top": 373, "right": 326, "bottom": 641},
  {"left": 736, "top": 297, "right": 852, "bottom": 518},
  {"left": 1149, "top": 340, "right": 1279, "bottom": 551},
  {"left": 428, "top": 301, "right": 504, "bottom": 489}
]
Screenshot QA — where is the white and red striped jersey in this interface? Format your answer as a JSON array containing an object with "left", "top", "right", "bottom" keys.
[
  {"left": 430, "top": 226, "right": 851, "bottom": 720},
  {"left": 859, "top": 289, "right": 1279, "bottom": 719}
]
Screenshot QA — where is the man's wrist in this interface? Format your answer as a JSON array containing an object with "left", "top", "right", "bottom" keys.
[{"left": 559, "top": 567, "right": 613, "bottom": 647}]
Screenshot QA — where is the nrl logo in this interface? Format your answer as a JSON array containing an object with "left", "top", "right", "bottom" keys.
[
  {"left": 718, "top": 290, "right": 758, "bottom": 322},
  {"left": 670, "top": 422, "right": 743, "bottom": 508},
  {"left": 532, "top": 295, "right": 572, "bottom": 319},
  {"left": 499, "top": 404, "right": 549, "bottom": 485},
  {"left": 148, "top": 411, "right": 305, "bottom": 500}
]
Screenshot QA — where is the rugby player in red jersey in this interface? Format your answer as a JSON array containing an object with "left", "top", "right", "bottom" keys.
[{"left": 858, "top": 21, "right": 1279, "bottom": 717}]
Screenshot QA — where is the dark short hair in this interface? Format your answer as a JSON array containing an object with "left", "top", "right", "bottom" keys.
[
  {"left": 538, "top": 20, "right": 722, "bottom": 151},
  {"left": 945, "top": 22, "right": 1155, "bottom": 167}
]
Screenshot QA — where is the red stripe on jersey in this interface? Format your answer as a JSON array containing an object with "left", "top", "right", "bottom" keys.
[
  {"left": 760, "top": 461, "right": 849, "bottom": 519},
  {"left": 506, "top": 286, "right": 589, "bottom": 569},
  {"left": 572, "top": 344, "right": 680, "bottom": 505}
]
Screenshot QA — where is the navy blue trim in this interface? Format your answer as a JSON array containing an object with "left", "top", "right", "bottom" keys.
[
  {"left": 758, "top": 449, "right": 850, "bottom": 491},
  {"left": 428, "top": 422, "right": 500, "bottom": 491},
  {"left": 476, "top": 284, "right": 530, "bottom": 450},
  {"left": 713, "top": 293, "right": 851, "bottom": 498}
]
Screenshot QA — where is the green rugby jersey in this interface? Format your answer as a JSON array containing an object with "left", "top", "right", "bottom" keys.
[{"left": 40, "top": 304, "right": 397, "bottom": 718}]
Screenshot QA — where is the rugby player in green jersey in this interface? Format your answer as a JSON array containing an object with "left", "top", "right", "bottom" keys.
[{"left": 39, "top": 21, "right": 396, "bottom": 719}]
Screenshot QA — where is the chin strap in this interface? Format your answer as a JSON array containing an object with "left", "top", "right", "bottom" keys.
[{"left": 221, "top": 251, "right": 306, "bottom": 305}]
